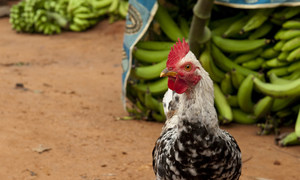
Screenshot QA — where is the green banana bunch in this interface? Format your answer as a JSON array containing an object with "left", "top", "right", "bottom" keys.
[{"left": 10, "top": 0, "right": 68, "bottom": 35}]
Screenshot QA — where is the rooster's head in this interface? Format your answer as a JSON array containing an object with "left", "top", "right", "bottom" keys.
[{"left": 160, "top": 39, "right": 202, "bottom": 94}]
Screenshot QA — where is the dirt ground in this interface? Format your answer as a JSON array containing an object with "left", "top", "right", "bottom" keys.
[{"left": 0, "top": 17, "right": 300, "bottom": 180}]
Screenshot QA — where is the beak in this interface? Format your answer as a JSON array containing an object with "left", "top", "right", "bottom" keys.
[{"left": 160, "top": 68, "right": 177, "bottom": 77}]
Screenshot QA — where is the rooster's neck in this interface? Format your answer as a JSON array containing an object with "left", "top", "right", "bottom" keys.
[{"left": 177, "top": 75, "right": 219, "bottom": 131}]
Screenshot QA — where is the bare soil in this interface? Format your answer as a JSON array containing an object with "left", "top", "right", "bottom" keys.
[{"left": 0, "top": 18, "right": 299, "bottom": 180}]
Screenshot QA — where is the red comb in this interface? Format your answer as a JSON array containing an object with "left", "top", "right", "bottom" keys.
[{"left": 167, "top": 38, "right": 189, "bottom": 67}]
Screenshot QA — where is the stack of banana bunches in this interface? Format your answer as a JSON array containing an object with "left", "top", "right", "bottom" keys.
[
  {"left": 9, "top": 0, "right": 128, "bottom": 35},
  {"left": 126, "top": 4, "right": 300, "bottom": 146}
]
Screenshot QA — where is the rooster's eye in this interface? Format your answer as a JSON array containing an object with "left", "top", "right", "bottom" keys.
[{"left": 184, "top": 64, "right": 192, "bottom": 71}]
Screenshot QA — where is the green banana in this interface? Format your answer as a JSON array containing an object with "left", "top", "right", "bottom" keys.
[
  {"left": 277, "top": 51, "right": 289, "bottom": 61},
  {"left": 263, "top": 58, "right": 289, "bottom": 68},
  {"left": 144, "top": 90, "right": 161, "bottom": 112},
  {"left": 241, "top": 9, "right": 274, "bottom": 33},
  {"left": 133, "top": 48, "right": 169, "bottom": 63},
  {"left": 287, "top": 47, "right": 300, "bottom": 62},
  {"left": 134, "top": 77, "right": 168, "bottom": 95},
  {"left": 152, "top": 111, "right": 165, "bottom": 122},
  {"left": 133, "top": 59, "right": 167, "bottom": 80},
  {"left": 273, "top": 40, "right": 286, "bottom": 51},
  {"left": 234, "top": 48, "right": 263, "bottom": 64},
  {"left": 283, "top": 19, "right": 300, "bottom": 29},
  {"left": 253, "top": 77, "right": 300, "bottom": 98},
  {"left": 260, "top": 47, "right": 280, "bottom": 59},
  {"left": 212, "top": 36, "right": 269, "bottom": 53},
  {"left": 199, "top": 44, "right": 224, "bottom": 83},
  {"left": 237, "top": 74, "right": 255, "bottom": 113},
  {"left": 119, "top": 1, "right": 129, "bottom": 18},
  {"left": 254, "top": 96, "right": 274, "bottom": 119},
  {"left": 275, "top": 29, "right": 300, "bottom": 40},
  {"left": 211, "top": 44, "right": 259, "bottom": 76},
  {"left": 92, "top": 0, "right": 113, "bottom": 9},
  {"left": 178, "top": 17, "right": 189, "bottom": 39},
  {"left": 155, "top": 4, "right": 184, "bottom": 42},
  {"left": 226, "top": 95, "right": 239, "bottom": 107},
  {"left": 221, "top": 73, "right": 234, "bottom": 95},
  {"left": 283, "top": 70, "right": 300, "bottom": 80},
  {"left": 295, "top": 108, "right": 300, "bottom": 137},
  {"left": 214, "top": 83, "right": 233, "bottom": 123},
  {"left": 267, "top": 66, "right": 289, "bottom": 77},
  {"left": 288, "top": 61, "right": 300, "bottom": 73},
  {"left": 135, "top": 41, "right": 174, "bottom": 51},
  {"left": 248, "top": 22, "right": 273, "bottom": 40},
  {"left": 276, "top": 109, "right": 293, "bottom": 118},
  {"left": 272, "top": 6, "right": 300, "bottom": 20},
  {"left": 281, "top": 37, "right": 300, "bottom": 52},
  {"left": 272, "top": 97, "right": 298, "bottom": 112},
  {"left": 108, "top": 0, "right": 119, "bottom": 13},
  {"left": 232, "top": 108, "right": 257, "bottom": 124},
  {"left": 269, "top": 73, "right": 292, "bottom": 85},
  {"left": 210, "top": 13, "right": 244, "bottom": 36},
  {"left": 278, "top": 132, "right": 300, "bottom": 146},
  {"left": 222, "top": 15, "right": 249, "bottom": 38},
  {"left": 231, "top": 69, "right": 245, "bottom": 89},
  {"left": 242, "top": 57, "right": 264, "bottom": 70}
]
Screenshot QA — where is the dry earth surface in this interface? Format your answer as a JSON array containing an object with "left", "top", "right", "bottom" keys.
[{"left": 0, "top": 18, "right": 299, "bottom": 180}]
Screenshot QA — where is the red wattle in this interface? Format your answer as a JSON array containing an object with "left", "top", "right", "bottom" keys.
[{"left": 168, "top": 77, "right": 188, "bottom": 94}]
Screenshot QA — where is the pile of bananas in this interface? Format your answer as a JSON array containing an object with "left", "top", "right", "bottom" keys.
[
  {"left": 9, "top": 0, "right": 129, "bottom": 34},
  {"left": 125, "top": 4, "right": 300, "bottom": 146},
  {"left": 10, "top": 0, "right": 68, "bottom": 35}
]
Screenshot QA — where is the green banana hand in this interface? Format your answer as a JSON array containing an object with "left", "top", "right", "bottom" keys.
[
  {"left": 237, "top": 74, "right": 255, "bottom": 113},
  {"left": 214, "top": 83, "right": 233, "bottom": 123},
  {"left": 253, "top": 76, "right": 300, "bottom": 98},
  {"left": 212, "top": 36, "right": 269, "bottom": 53}
]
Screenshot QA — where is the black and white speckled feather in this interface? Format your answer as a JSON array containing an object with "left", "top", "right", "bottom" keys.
[{"left": 153, "top": 51, "right": 242, "bottom": 180}]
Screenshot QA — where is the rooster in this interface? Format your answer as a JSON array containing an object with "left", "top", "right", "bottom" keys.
[{"left": 152, "top": 39, "right": 242, "bottom": 180}]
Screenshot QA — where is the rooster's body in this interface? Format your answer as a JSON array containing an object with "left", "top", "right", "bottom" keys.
[{"left": 152, "top": 39, "right": 242, "bottom": 180}]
